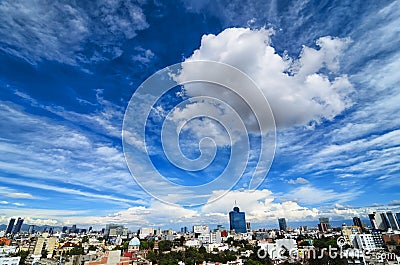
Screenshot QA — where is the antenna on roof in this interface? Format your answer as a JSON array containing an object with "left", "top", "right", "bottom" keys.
[{"left": 234, "top": 200, "right": 237, "bottom": 206}]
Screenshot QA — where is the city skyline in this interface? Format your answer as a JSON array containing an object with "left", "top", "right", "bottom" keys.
[
  {"left": 0, "top": 1, "right": 399, "bottom": 228},
  {"left": 2, "top": 207, "right": 400, "bottom": 233}
]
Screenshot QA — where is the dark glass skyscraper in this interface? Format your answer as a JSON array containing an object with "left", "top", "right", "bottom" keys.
[
  {"left": 229, "top": 207, "right": 246, "bottom": 233},
  {"left": 5, "top": 218, "right": 15, "bottom": 235},
  {"left": 353, "top": 217, "right": 362, "bottom": 227},
  {"left": 13, "top": 218, "right": 24, "bottom": 234},
  {"left": 278, "top": 218, "right": 287, "bottom": 231},
  {"left": 386, "top": 212, "right": 399, "bottom": 230}
]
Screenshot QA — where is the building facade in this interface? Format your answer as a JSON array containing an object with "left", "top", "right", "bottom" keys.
[
  {"left": 229, "top": 207, "right": 246, "bottom": 233},
  {"left": 278, "top": 218, "right": 287, "bottom": 231},
  {"left": 5, "top": 219, "right": 15, "bottom": 235},
  {"left": 12, "top": 218, "right": 23, "bottom": 234}
]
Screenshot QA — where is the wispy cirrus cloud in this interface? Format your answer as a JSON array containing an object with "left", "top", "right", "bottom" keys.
[
  {"left": 0, "top": 0, "right": 148, "bottom": 65},
  {"left": 0, "top": 96, "right": 147, "bottom": 211}
]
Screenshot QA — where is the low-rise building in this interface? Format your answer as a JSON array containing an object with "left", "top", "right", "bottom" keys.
[{"left": 0, "top": 257, "right": 20, "bottom": 265}]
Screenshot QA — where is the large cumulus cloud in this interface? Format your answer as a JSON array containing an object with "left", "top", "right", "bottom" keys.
[{"left": 179, "top": 28, "right": 353, "bottom": 129}]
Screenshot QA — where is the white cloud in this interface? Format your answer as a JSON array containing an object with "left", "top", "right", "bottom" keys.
[
  {"left": 0, "top": 0, "right": 148, "bottom": 65},
  {"left": 285, "top": 185, "right": 362, "bottom": 205},
  {"left": 0, "top": 99, "right": 146, "bottom": 207},
  {"left": 1, "top": 188, "right": 395, "bottom": 229},
  {"left": 179, "top": 28, "right": 353, "bottom": 129},
  {"left": 5, "top": 192, "right": 34, "bottom": 199},
  {"left": 200, "top": 189, "right": 322, "bottom": 224},
  {"left": 389, "top": 200, "right": 400, "bottom": 206},
  {"left": 287, "top": 177, "right": 309, "bottom": 185},
  {"left": 0, "top": 187, "right": 35, "bottom": 199},
  {"left": 132, "top": 47, "right": 155, "bottom": 63}
]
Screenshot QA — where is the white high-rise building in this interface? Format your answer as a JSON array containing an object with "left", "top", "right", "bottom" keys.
[
  {"left": 354, "top": 234, "right": 378, "bottom": 251},
  {"left": 139, "top": 227, "right": 154, "bottom": 239},
  {"left": 193, "top": 225, "right": 209, "bottom": 234}
]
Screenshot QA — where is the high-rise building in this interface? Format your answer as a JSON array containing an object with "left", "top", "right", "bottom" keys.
[
  {"left": 5, "top": 218, "right": 15, "bottom": 235},
  {"left": 341, "top": 225, "right": 361, "bottom": 247},
  {"left": 193, "top": 225, "right": 209, "bottom": 234},
  {"left": 229, "top": 206, "right": 246, "bottom": 233},
  {"left": 139, "top": 227, "right": 155, "bottom": 239},
  {"left": 354, "top": 234, "right": 377, "bottom": 251},
  {"left": 105, "top": 224, "right": 121, "bottom": 237},
  {"left": 13, "top": 218, "right": 24, "bottom": 234},
  {"left": 70, "top": 225, "right": 77, "bottom": 233},
  {"left": 109, "top": 226, "right": 128, "bottom": 239},
  {"left": 62, "top": 226, "right": 68, "bottom": 233},
  {"left": 370, "top": 229, "right": 384, "bottom": 248},
  {"left": 318, "top": 217, "right": 331, "bottom": 232},
  {"left": 369, "top": 212, "right": 389, "bottom": 231},
  {"left": 319, "top": 218, "right": 331, "bottom": 229},
  {"left": 28, "top": 225, "right": 34, "bottom": 234},
  {"left": 396, "top": 213, "right": 400, "bottom": 225},
  {"left": 34, "top": 236, "right": 57, "bottom": 257},
  {"left": 278, "top": 218, "right": 287, "bottom": 231},
  {"left": 369, "top": 213, "right": 378, "bottom": 230},
  {"left": 386, "top": 212, "right": 399, "bottom": 230},
  {"left": 353, "top": 217, "right": 362, "bottom": 228},
  {"left": 33, "top": 237, "right": 45, "bottom": 255},
  {"left": 380, "top": 213, "right": 391, "bottom": 229}
]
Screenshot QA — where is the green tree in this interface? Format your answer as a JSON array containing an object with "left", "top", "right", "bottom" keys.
[
  {"left": 14, "top": 250, "right": 29, "bottom": 265},
  {"left": 199, "top": 246, "right": 207, "bottom": 254},
  {"left": 158, "top": 240, "right": 173, "bottom": 252},
  {"left": 146, "top": 250, "right": 158, "bottom": 263},
  {"left": 88, "top": 245, "right": 97, "bottom": 251},
  {"left": 140, "top": 239, "right": 149, "bottom": 250},
  {"left": 122, "top": 241, "right": 129, "bottom": 250},
  {"left": 244, "top": 247, "right": 272, "bottom": 265},
  {"left": 70, "top": 246, "right": 84, "bottom": 255}
]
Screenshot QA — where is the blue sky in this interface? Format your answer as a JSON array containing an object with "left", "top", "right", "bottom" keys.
[{"left": 0, "top": 0, "right": 399, "bottom": 229}]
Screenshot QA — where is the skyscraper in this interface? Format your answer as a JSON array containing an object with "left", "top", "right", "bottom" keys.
[
  {"left": 353, "top": 217, "right": 362, "bottom": 227},
  {"left": 396, "top": 213, "right": 400, "bottom": 225},
  {"left": 318, "top": 217, "right": 331, "bottom": 232},
  {"left": 369, "top": 212, "right": 389, "bottom": 231},
  {"left": 353, "top": 216, "right": 365, "bottom": 232},
  {"left": 278, "top": 218, "right": 287, "bottom": 231},
  {"left": 369, "top": 213, "right": 378, "bottom": 230},
  {"left": 386, "top": 212, "right": 399, "bottom": 230},
  {"left": 380, "top": 213, "right": 390, "bottom": 230},
  {"left": 229, "top": 206, "right": 246, "bottom": 233},
  {"left": 13, "top": 218, "right": 24, "bottom": 234},
  {"left": 5, "top": 218, "right": 15, "bottom": 235}
]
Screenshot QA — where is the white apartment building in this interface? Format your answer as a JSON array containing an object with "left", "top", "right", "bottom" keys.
[{"left": 353, "top": 234, "right": 378, "bottom": 251}]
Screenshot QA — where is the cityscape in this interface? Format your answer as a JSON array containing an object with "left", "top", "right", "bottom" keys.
[{"left": 1, "top": 206, "right": 400, "bottom": 265}]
